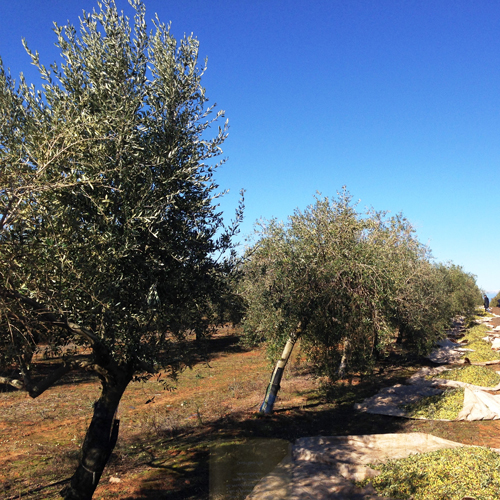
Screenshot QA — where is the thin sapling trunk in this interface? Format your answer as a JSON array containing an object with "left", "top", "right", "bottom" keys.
[{"left": 260, "top": 328, "right": 301, "bottom": 414}]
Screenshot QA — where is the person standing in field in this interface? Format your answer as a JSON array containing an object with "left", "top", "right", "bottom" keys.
[{"left": 484, "top": 294, "right": 490, "bottom": 312}]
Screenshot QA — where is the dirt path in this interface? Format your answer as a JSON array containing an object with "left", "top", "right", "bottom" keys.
[{"left": 490, "top": 306, "right": 500, "bottom": 326}]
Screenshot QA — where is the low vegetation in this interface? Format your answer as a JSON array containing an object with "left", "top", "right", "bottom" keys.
[
  {"left": 433, "top": 365, "right": 500, "bottom": 388},
  {"left": 461, "top": 325, "right": 500, "bottom": 363},
  {"left": 402, "top": 388, "right": 465, "bottom": 420},
  {"left": 362, "top": 446, "right": 500, "bottom": 500}
]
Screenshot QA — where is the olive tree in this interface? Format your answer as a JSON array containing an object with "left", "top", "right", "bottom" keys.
[
  {"left": 391, "top": 261, "right": 481, "bottom": 351},
  {"left": 491, "top": 291, "right": 500, "bottom": 309},
  {"left": 0, "top": 1, "right": 242, "bottom": 498},
  {"left": 240, "top": 191, "right": 480, "bottom": 412}
]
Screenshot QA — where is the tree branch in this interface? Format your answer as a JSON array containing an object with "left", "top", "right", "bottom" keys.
[
  {"left": 14, "top": 357, "right": 107, "bottom": 398},
  {"left": 25, "top": 362, "right": 75, "bottom": 398},
  {"left": 2, "top": 286, "right": 101, "bottom": 346},
  {"left": 0, "top": 376, "right": 24, "bottom": 390},
  {"left": 0, "top": 362, "right": 75, "bottom": 397}
]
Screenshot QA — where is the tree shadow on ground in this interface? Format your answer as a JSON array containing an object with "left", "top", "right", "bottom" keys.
[
  {"left": 4, "top": 331, "right": 248, "bottom": 394},
  {"left": 191, "top": 333, "right": 250, "bottom": 363},
  {"left": 106, "top": 393, "right": 496, "bottom": 500},
  {"left": 117, "top": 412, "right": 410, "bottom": 500},
  {"left": 115, "top": 360, "right": 428, "bottom": 500},
  {"left": 118, "top": 344, "right": 500, "bottom": 499}
]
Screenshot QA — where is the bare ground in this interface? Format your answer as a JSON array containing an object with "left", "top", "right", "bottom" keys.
[{"left": 3, "top": 314, "right": 500, "bottom": 500}]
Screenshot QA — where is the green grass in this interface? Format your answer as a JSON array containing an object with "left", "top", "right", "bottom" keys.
[
  {"left": 402, "top": 388, "right": 464, "bottom": 420},
  {"left": 361, "top": 446, "right": 500, "bottom": 500}
]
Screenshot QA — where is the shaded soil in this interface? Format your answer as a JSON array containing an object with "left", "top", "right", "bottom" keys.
[{"left": 3, "top": 320, "right": 500, "bottom": 499}]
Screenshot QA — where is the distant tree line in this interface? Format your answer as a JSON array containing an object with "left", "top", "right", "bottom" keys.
[{"left": 490, "top": 291, "right": 500, "bottom": 309}]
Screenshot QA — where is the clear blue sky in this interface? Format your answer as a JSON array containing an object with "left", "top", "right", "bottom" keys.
[{"left": 1, "top": 0, "right": 499, "bottom": 292}]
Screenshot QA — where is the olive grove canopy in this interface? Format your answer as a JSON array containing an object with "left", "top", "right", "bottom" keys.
[
  {"left": 0, "top": 1, "right": 242, "bottom": 497},
  {"left": 240, "top": 190, "right": 480, "bottom": 381}
]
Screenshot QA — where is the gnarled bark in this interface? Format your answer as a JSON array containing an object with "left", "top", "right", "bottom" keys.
[
  {"left": 0, "top": 376, "right": 24, "bottom": 389},
  {"left": 60, "top": 365, "right": 132, "bottom": 500}
]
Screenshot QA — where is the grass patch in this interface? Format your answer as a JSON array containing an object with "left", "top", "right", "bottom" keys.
[
  {"left": 361, "top": 446, "right": 500, "bottom": 499},
  {"left": 402, "top": 388, "right": 464, "bottom": 420},
  {"left": 433, "top": 365, "right": 500, "bottom": 388}
]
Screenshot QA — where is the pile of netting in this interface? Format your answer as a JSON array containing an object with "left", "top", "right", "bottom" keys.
[{"left": 355, "top": 313, "right": 500, "bottom": 421}]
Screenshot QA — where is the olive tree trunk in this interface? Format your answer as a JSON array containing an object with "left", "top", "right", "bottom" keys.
[
  {"left": 337, "top": 338, "right": 350, "bottom": 379},
  {"left": 60, "top": 368, "right": 132, "bottom": 500},
  {"left": 260, "top": 333, "right": 299, "bottom": 414}
]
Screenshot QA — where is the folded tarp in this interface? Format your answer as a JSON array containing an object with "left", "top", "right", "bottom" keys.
[
  {"left": 355, "top": 366, "right": 500, "bottom": 421},
  {"left": 458, "top": 388, "right": 500, "bottom": 421}
]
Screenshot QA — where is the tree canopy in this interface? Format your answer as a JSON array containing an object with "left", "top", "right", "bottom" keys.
[
  {"left": 490, "top": 291, "right": 500, "bottom": 309},
  {"left": 240, "top": 190, "right": 481, "bottom": 388},
  {"left": 0, "top": 1, "right": 242, "bottom": 497}
]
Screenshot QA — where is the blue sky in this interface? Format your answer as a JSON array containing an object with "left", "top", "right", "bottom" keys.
[{"left": 1, "top": 0, "right": 499, "bottom": 292}]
